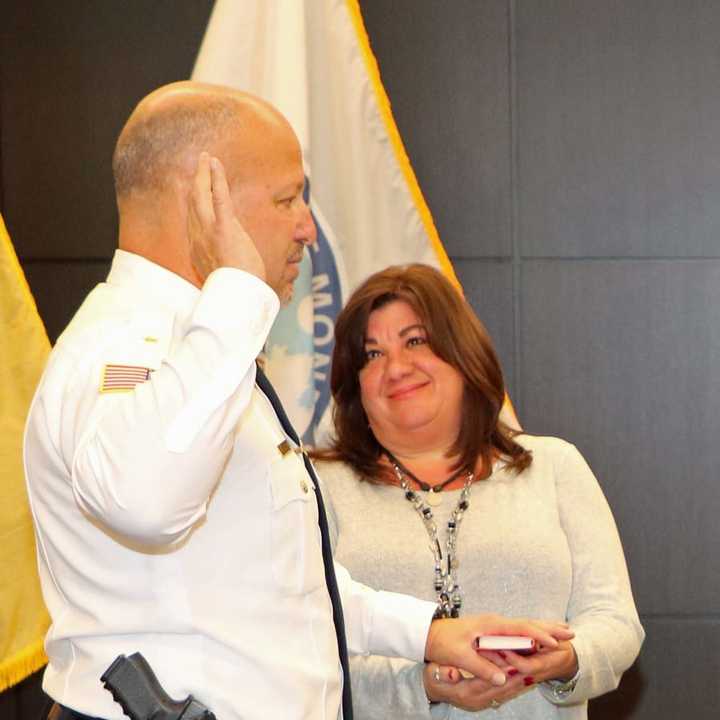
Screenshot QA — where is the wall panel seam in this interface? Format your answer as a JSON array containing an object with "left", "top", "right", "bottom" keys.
[
  {"left": 20, "top": 257, "right": 113, "bottom": 264},
  {"left": 519, "top": 256, "right": 720, "bottom": 263},
  {"left": 639, "top": 614, "right": 720, "bottom": 622},
  {"left": 508, "top": 0, "right": 521, "bottom": 411}
]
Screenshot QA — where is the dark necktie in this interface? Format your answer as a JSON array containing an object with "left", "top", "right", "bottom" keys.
[{"left": 255, "top": 365, "right": 353, "bottom": 720}]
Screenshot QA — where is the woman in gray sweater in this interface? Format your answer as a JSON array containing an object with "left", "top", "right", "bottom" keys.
[{"left": 317, "top": 264, "right": 644, "bottom": 719}]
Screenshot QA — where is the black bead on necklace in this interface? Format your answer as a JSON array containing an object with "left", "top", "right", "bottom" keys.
[{"left": 382, "top": 447, "right": 469, "bottom": 493}]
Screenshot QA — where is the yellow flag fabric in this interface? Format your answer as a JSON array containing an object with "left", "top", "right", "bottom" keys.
[{"left": 0, "top": 213, "right": 50, "bottom": 691}]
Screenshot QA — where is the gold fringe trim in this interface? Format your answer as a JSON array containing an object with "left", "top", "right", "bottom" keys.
[
  {"left": 344, "top": 0, "right": 460, "bottom": 289},
  {"left": 0, "top": 639, "right": 48, "bottom": 692},
  {"left": 338, "top": 15, "right": 520, "bottom": 426}
]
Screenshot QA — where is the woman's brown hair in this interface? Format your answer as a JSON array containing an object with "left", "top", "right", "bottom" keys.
[{"left": 321, "top": 263, "right": 532, "bottom": 481}]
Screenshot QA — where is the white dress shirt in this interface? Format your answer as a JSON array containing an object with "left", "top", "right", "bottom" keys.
[{"left": 24, "top": 250, "right": 434, "bottom": 720}]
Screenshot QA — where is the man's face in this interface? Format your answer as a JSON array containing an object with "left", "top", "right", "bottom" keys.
[{"left": 226, "top": 127, "right": 316, "bottom": 304}]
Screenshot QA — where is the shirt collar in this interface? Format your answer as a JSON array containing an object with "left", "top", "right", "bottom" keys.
[{"left": 107, "top": 249, "right": 200, "bottom": 319}]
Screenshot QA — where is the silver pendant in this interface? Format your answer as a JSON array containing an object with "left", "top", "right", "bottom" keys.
[{"left": 426, "top": 489, "right": 443, "bottom": 507}]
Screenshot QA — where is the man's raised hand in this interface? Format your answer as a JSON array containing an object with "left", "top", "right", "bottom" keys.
[{"left": 187, "top": 152, "right": 265, "bottom": 284}]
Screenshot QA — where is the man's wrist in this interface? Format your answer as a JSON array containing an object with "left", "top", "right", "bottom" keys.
[{"left": 423, "top": 616, "right": 447, "bottom": 662}]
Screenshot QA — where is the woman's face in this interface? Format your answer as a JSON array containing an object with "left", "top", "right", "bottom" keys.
[{"left": 358, "top": 299, "right": 465, "bottom": 446}]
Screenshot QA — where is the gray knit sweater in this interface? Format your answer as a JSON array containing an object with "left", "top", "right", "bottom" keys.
[{"left": 319, "top": 434, "right": 644, "bottom": 720}]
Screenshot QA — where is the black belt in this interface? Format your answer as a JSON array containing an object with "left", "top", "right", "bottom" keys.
[{"left": 47, "top": 703, "right": 105, "bottom": 720}]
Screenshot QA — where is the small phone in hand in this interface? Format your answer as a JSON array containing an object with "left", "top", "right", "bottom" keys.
[{"left": 475, "top": 635, "right": 537, "bottom": 655}]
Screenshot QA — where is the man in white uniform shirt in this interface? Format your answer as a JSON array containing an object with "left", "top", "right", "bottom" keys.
[{"left": 24, "top": 82, "right": 571, "bottom": 720}]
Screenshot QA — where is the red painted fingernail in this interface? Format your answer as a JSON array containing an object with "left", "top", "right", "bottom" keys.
[
  {"left": 497, "top": 651, "right": 507, "bottom": 659},
  {"left": 523, "top": 676, "right": 535, "bottom": 686},
  {"left": 508, "top": 668, "right": 519, "bottom": 677}
]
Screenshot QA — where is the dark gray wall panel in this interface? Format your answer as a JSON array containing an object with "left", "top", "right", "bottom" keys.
[
  {"left": 589, "top": 662, "right": 644, "bottom": 720},
  {"left": 520, "top": 260, "right": 720, "bottom": 616},
  {"left": 589, "top": 618, "right": 720, "bottom": 720},
  {"left": 0, "top": 0, "right": 213, "bottom": 260},
  {"left": 453, "top": 258, "right": 515, "bottom": 393},
  {"left": 22, "top": 260, "right": 111, "bottom": 344},
  {"left": 516, "top": 1, "right": 720, "bottom": 258},
  {"left": 361, "top": 0, "right": 511, "bottom": 258}
]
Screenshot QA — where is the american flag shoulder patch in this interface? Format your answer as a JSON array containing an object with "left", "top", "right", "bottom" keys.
[{"left": 100, "top": 364, "right": 151, "bottom": 393}]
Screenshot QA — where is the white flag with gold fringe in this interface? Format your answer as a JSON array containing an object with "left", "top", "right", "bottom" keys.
[{"left": 193, "top": 0, "right": 476, "bottom": 443}]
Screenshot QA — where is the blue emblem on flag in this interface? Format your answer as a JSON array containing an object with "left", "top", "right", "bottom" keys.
[
  {"left": 306, "top": 212, "right": 342, "bottom": 443},
  {"left": 265, "top": 179, "right": 343, "bottom": 445}
]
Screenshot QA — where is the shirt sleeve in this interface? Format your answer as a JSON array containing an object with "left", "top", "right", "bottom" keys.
[
  {"left": 540, "top": 441, "right": 645, "bottom": 705},
  {"left": 58, "top": 269, "right": 279, "bottom": 547},
  {"left": 334, "top": 561, "right": 436, "bottom": 662},
  {"left": 324, "top": 473, "right": 436, "bottom": 663}
]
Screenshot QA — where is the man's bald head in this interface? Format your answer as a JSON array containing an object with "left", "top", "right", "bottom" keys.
[
  {"left": 112, "top": 81, "right": 291, "bottom": 202},
  {"left": 111, "top": 81, "right": 312, "bottom": 293}
]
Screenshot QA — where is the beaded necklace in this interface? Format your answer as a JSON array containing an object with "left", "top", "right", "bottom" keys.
[
  {"left": 389, "top": 460, "right": 474, "bottom": 618},
  {"left": 382, "top": 448, "right": 466, "bottom": 507}
]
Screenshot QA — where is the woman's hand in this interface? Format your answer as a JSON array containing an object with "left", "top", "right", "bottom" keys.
[
  {"left": 423, "top": 662, "right": 529, "bottom": 711},
  {"left": 424, "top": 614, "right": 574, "bottom": 687},
  {"left": 486, "top": 640, "right": 579, "bottom": 685},
  {"left": 423, "top": 641, "right": 578, "bottom": 711}
]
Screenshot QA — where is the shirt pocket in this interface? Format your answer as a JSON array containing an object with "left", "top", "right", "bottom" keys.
[{"left": 268, "top": 451, "right": 325, "bottom": 596}]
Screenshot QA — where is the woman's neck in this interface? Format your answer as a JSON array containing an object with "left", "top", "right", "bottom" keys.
[
  {"left": 377, "top": 436, "right": 491, "bottom": 489},
  {"left": 378, "top": 443, "right": 463, "bottom": 487},
  {"left": 375, "top": 421, "right": 456, "bottom": 461}
]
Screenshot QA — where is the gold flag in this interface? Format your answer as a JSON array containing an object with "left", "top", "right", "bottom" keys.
[{"left": 0, "top": 213, "right": 50, "bottom": 691}]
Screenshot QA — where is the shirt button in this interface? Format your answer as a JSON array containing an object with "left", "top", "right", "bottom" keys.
[{"left": 301, "top": 480, "right": 309, "bottom": 494}]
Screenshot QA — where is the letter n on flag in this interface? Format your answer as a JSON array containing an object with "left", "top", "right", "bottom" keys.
[{"left": 192, "top": 0, "right": 517, "bottom": 442}]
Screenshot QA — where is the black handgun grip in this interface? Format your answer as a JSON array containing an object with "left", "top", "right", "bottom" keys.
[{"left": 101, "top": 652, "right": 215, "bottom": 720}]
